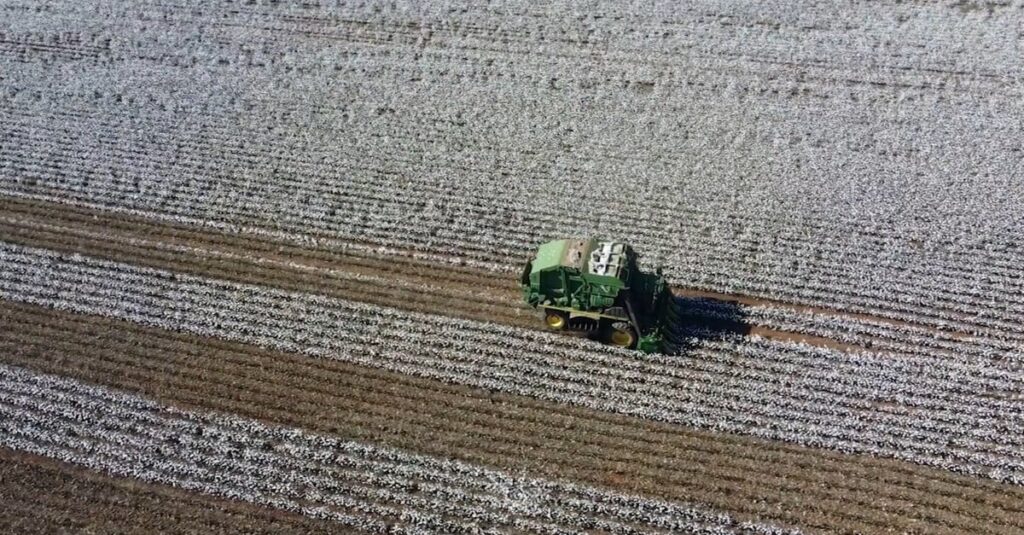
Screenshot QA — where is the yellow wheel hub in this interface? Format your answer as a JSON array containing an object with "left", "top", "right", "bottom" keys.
[
  {"left": 545, "top": 313, "right": 566, "bottom": 330},
  {"left": 609, "top": 329, "right": 635, "bottom": 348}
]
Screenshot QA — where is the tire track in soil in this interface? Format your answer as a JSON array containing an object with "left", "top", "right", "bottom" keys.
[
  {"left": 0, "top": 448, "right": 347, "bottom": 534},
  {"left": 0, "top": 195, "right": 908, "bottom": 354},
  {"left": 2, "top": 300, "right": 1024, "bottom": 535},
  {"left": 0, "top": 196, "right": 534, "bottom": 326}
]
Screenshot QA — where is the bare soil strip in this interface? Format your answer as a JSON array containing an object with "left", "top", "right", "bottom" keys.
[
  {"left": 0, "top": 448, "right": 345, "bottom": 534},
  {"left": 0, "top": 195, "right": 918, "bottom": 353},
  {"left": 0, "top": 195, "right": 534, "bottom": 326},
  {"left": 2, "top": 300, "right": 1023, "bottom": 535}
]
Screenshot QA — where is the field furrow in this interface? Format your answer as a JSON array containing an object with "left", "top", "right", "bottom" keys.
[{"left": 0, "top": 449, "right": 346, "bottom": 535}]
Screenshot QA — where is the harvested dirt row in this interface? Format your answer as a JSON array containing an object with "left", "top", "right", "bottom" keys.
[
  {"left": 675, "top": 287, "right": 970, "bottom": 340},
  {"left": 0, "top": 204, "right": 535, "bottom": 330},
  {"left": 0, "top": 195, "right": 883, "bottom": 353},
  {"left": 0, "top": 448, "right": 345, "bottom": 534},
  {"left": 0, "top": 192, "right": 518, "bottom": 306},
  {"left": 0, "top": 194, "right": 515, "bottom": 296},
  {"left": 3, "top": 301, "right": 1023, "bottom": 535}
]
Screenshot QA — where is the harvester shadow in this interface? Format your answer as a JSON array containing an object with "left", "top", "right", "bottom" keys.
[{"left": 662, "top": 295, "right": 751, "bottom": 355}]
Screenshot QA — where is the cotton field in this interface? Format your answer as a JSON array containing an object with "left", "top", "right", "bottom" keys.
[{"left": 1, "top": 0, "right": 1023, "bottom": 533}]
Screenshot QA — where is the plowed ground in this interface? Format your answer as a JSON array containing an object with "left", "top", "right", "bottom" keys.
[{"left": 0, "top": 448, "right": 344, "bottom": 534}]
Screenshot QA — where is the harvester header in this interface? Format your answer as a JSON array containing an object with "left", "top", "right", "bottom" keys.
[{"left": 520, "top": 237, "right": 678, "bottom": 353}]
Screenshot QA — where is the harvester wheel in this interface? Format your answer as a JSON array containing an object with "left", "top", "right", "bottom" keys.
[
  {"left": 544, "top": 310, "right": 567, "bottom": 330},
  {"left": 606, "top": 322, "right": 637, "bottom": 349}
]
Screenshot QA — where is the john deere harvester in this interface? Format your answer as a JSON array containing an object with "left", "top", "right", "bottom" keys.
[{"left": 520, "top": 238, "right": 678, "bottom": 353}]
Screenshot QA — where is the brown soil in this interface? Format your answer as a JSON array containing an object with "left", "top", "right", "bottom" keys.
[
  {"left": 674, "top": 287, "right": 972, "bottom": 341},
  {"left": 2, "top": 300, "right": 1023, "bottom": 535},
  {"left": 0, "top": 195, "right": 536, "bottom": 328},
  {"left": 0, "top": 448, "right": 349, "bottom": 534}
]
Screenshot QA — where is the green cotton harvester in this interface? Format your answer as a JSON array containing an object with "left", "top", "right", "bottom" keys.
[{"left": 520, "top": 238, "right": 681, "bottom": 353}]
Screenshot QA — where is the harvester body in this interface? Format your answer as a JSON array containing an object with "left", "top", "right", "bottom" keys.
[{"left": 520, "top": 238, "right": 674, "bottom": 353}]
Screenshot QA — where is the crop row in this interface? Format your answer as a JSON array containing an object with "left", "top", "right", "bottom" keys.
[
  {"left": 0, "top": 179, "right": 1019, "bottom": 348},
  {"left": 4, "top": 177, "right": 1019, "bottom": 348},
  {"left": 6, "top": 238, "right": 1020, "bottom": 427},
  {"left": 0, "top": 363, "right": 790, "bottom": 535},
  {"left": 2, "top": 241, "right": 1023, "bottom": 485},
  {"left": 6, "top": 236, "right": 1021, "bottom": 424},
  {"left": 0, "top": 91, "right": 1009, "bottom": 285},
  {"left": 4, "top": 251, "right": 1015, "bottom": 467},
  {"left": 0, "top": 107, "right": 986, "bottom": 274},
  {"left": 0, "top": 303, "right": 945, "bottom": 533},
  {"left": 2, "top": 187, "right": 1019, "bottom": 368},
  {"left": 5, "top": 189, "right": 1019, "bottom": 369},
  {"left": 14, "top": 289, "right": 1024, "bottom": 533}
]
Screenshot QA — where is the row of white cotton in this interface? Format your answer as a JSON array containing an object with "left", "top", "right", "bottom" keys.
[
  {"left": 1, "top": 240, "right": 1024, "bottom": 485},
  {"left": 0, "top": 363, "right": 791, "bottom": 535}
]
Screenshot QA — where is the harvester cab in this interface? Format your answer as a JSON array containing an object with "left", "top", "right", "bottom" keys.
[{"left": 520, "top": 238, "right": 678, "bottom": 353}]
